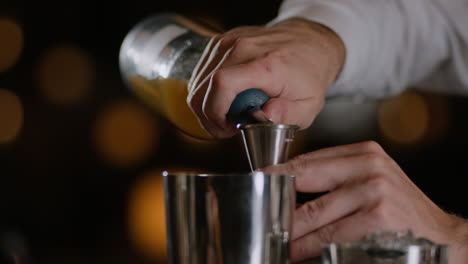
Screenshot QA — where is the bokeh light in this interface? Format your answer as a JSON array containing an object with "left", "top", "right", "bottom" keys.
[
  {"left": 0, "top": 89, "right": 24, "bottom": 144},
  {"left": 378, "top": 91, "right": 430, "bottom": 145},
  {"left": 37, "top": 44, "right": 95, "bottom": 106},
  {"left": 94, "top": 100, "right": 159, "bottom": 168},
  {"left": 128, "top": 167, "right": 206, "bottom": 260},
  {"left": 0, "top": 18, "right": 23, "bottom": 72},
  {"left": 128, "top": 169, "right": 167, "bottom": 260}
]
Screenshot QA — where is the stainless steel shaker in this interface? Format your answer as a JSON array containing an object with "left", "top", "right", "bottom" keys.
[{"left": 163, "top": 171, "right": 296, "bottom": 264}]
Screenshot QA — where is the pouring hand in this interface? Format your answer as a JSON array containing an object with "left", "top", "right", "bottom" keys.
[{"left": 187, "top": 18, "right": 345, "bottom": 138}]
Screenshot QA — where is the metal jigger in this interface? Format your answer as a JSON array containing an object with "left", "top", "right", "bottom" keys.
[
  {"left": 239, "top": 123, "right": 299, "bottom": 171},
  {"left": 228, "top": 89, "right": 299, "bottom": 170}
]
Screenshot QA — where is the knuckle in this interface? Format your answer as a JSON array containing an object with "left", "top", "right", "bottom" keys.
[
  {"left": 210, "top": 69, "right": 228, "bottom": 88},
  {"left": 301, "top": 199, "right": 324, "bottom": 223},
  {"left": 254, "top": 49, "right": 288, "bottom": 74},
  {"left": 365, "top": 176, "right": 391, "bottom": 199},
  {"left": 359, "top": 141, "right": 384, "bottom": 154},
  {"left": 253, "top": 57, "right": 274, "bottom": 75},
  {"left": 265, "top": 48, "right": 289, "bottom": 65},
  {"left": 361, "top": 153, "right": 386, "bottom": 171},
  {"left": 369, "top": 203, "right": 390, "bottom": 225},
  {"left": 316, "top": 224, "right": 336, "bottom": 244},
  {"left": 266, "top": 48, "right": 287, "bottom": 59},
  {"left": 225, "top": 26, "right": 259, "bottom": 36},
  {"left": 228, "top": 39, "right": 250, "bottom": 61},
  {"left": 234, "top": 36, "right": 256, "bottom": 51},
  {"left": 287, "top": 155, "right": 309, "bottom": 174}
]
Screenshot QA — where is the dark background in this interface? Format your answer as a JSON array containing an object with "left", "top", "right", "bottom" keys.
[{"left": 1, "top": 0, "right": 467, "bottom": 263}]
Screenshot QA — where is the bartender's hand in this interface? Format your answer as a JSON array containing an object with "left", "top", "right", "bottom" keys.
[
  {"left": 187, "top": 18, "right": 345, "bottom": 138},
  {"left": 263, "top": 141, "right": 468, "bottom": 264}
]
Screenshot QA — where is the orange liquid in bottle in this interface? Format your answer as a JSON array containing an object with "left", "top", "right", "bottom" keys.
[{"left": 129, "top": 76, "right": 212, "bottom": 139}]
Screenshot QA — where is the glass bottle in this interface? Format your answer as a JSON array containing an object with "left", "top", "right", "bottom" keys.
[{"left": 119, "top": 13, "right": 216, "bottom": 139}]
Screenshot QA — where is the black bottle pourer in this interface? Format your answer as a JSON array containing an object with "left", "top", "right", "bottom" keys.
[{"left": 227, "top": 88, "right": 271, "bottom": 127}]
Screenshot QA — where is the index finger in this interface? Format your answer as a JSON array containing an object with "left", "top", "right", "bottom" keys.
[
  {"left": 202, "top": 57, "right": 282, "bottom": 130},
  {"left": 263, "top": 154, "right": 384, "bottom": 193}
]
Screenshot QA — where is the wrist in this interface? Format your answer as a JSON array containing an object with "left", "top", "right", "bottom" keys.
[
  {"left": 272, "top": 17, "right": 346, "bottom": 88},
  {"left": 304, "top": 20, "right": 346, "bottom": 83}
]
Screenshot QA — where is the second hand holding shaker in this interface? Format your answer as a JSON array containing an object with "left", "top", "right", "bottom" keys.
[{"left": 119, "top": 13, "right": 299, "bottom": 170}]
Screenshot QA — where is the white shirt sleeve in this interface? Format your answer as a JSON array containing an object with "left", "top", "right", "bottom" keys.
[{"left": 270, "top": 0, "right": 468, "bottom": 99}]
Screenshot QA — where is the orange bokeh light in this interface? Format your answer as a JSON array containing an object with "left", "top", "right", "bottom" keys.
[
  {"left": 94, "top": 100, "right": 159, "bottom": 168},
  {"left": 378, "top": 91, "right": 430, "bottom": 145},
  {"left": 128, "top": 169, "right": 167, "bottom": 260},
  {"left": 128, "top": 168, "right": 206, "bottom": 260},
  {"left": 37, "top": 44, "right": 95, "bottom": 105},
  {"left": 0, "top": 89, "right": 24, "bottom": 144},
  {"left": 0, "top": 18, "right": 23, "bottom": 72}
]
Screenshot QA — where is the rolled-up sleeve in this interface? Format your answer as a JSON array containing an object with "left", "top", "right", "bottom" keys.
[{"left": 270, "top": 0, "right": 468, "bottom": 98}]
